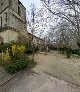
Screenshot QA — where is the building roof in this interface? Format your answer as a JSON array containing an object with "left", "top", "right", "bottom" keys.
[
  {"left": 18, "top": 0, "right": 26, "bottom": 9},
  {"left": 28, "top": 32, "right": 44, "bottom": 41}
]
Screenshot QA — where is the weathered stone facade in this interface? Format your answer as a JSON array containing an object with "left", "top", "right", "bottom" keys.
[
  {"left": 0, "top": 29, "right": 18, "bottom": 43},
  {"left": 0, "top": 0, "right": 27, "bottom": 31},
  {"left": 28, "top": 33, "right": 45, "bottom": 50}
]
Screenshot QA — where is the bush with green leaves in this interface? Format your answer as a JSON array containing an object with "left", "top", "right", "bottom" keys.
[
  {"left": 71, "top": 49, "right": 80, "bottom": 56},
  {"left": 26, "top": 47, "right": 33, "bottom": 54},
  {"left": 5, "top": 54, "right": 34, "bottom": 73},
  {"left": 26, "top": 46, "right": 38, "bottom": 54},
  {"left": 0, "top": 43, "right": 11, "bottom": 53},
  {"left": 0, "top": 42, "right": 36, "bottom": 73},
  {"left": 11, "top": 44, "right": 26, "bottom": 58}
]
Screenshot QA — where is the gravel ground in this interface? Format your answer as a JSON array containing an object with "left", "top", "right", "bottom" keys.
[
  {"left": 33, "top": 51, "right": 80, "bottom": 85},
  {"left": 0, "top": 51, "right": 80, "bottom": 92}
]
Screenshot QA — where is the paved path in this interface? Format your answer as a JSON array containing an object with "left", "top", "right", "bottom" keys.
[
  {"left": 0, "top": 66, "right": 16, "bottom": 86},
  {"left": 0, "top": 70, "right": 80, "bottom": 92},
  {"left": 0, "top": 51, "right": 80, "bottom": 92}
]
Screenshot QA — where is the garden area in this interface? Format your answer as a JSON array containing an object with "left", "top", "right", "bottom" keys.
[{"left": 0, "top": 42, "right": 37, "bottom": 74}]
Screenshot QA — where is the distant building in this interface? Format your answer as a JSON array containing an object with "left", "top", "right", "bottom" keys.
[
  {"left": 28, "top": 33, "right": 45, "bottom": 50},
  {"left": 0, "top": 0, "right": 27, "bottom": 43}
]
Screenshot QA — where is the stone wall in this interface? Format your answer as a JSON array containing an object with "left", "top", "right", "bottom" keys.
[
  {"left": 0, "top": 0, "right": 27, "bottom": 44},
  {"left": 11, "top": 0, "right": 18, "bottom": 13},
  {"left": 28, "top": 33, "right": 45, "bottom": 50},
  {"left": 0, "top": 0, "right": 27, "bottom": 31},
  {"left": 0, "top": 7, "right": 9, "bottom": 28},
  {"left": 0, "top": 0, "right": 9, "bottom": 13},
  {"left": 11, "top": 0, "right": 26, "bottom": 21},
  {"left": 0, "top": 29, "right": 18, "bottom": 43},
  {"left": 18, "top": 1, "right": 26, "bottom": 21},
  {"left": 8, "top": 8, "right": 26, "bottom": 31}
]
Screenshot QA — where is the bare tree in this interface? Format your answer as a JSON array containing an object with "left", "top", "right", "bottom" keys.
[
  {"left": 46, "top": 18, "right": 76, "bottom": 57},
  {"left": 40, "top": 0, "right": 80, "bottom": 45},
  {"left": 30, "top": 3, "right": 36, "bottom": 60},
  {"left": 35, "top": 0, "right": 80, "bottom": 58}
]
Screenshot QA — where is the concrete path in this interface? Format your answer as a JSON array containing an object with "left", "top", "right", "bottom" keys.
[
  {"left": 0, "top": 51, "right": 80, "bottom": 92},
  {"left": 0, "top": 66, "right": 16, "bottom": 86},
  {"left": 0, "top": 69, "right": 80, "bottom": 92}
]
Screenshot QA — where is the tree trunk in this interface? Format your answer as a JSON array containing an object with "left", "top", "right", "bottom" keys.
[{"left": 67, "top": 48, "right": 70, "bottom": 58}]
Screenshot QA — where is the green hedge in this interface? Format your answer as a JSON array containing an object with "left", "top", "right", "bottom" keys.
[
  {"left": 4, "top": 54, "right": 33, "bottom": 73},
  {"left": 5, "top": 60, "right": 28, "bottom": 73}
]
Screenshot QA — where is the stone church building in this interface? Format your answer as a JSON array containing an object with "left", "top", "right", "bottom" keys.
[
  {"left": 0, "top": 0, "right": 27, "bottom": 43},
  {"left": 0, "top": 0, "right": 45, "bottom": 49}
]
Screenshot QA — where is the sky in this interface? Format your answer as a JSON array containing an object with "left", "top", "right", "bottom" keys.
[
  {"left": 19, "top": 0, "right": 45, "bottom": 37},
  {"left": 20, "top": 0, "right": 42, "bottom": 13}
]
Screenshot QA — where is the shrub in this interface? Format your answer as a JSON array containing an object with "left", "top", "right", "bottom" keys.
[
  {"left": 0, "top": 49, "right": 11, "bottom": 64},
  {"left": 26, "top": 46, "right": 38, "bottom": 54},
  {"left": 71, "top": 49, "right": 80, "bottom": 56},
  {"left": 11, "top": 45, "right": 17, "bottom": 56},
  {"left": 5, "top": 60, "right": 28, "bottom": 73},
  {"left": 5, "top": 54, "right": 33, "bottom": 73},
  {"left": 0, "top": 43, "right": 11, "bottom": 53},
  {"left": 26, "top": 47, "right": 33, "bottom": 54},
  {"left": 17, "top": 45, "right": 26, "bottom": 54},
  {"left": 0, "top": 42, "right": 36, "bottom": 73},
  {"left": 77, "top": 51, "right": 80, "bottom": 56},
  {"left": 4, "top": 53, "right": 11, "bottom": 63},
  {"left": 11, "top": 45, "right": 26, "bottom": 58}
]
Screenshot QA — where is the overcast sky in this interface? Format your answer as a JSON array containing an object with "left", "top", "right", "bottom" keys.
[
  {"left": 20, "top": 0, "right": 42, "bottom": 12},
  {"left": 19, "top": 0, "right": 45, "bottom": 37}
]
